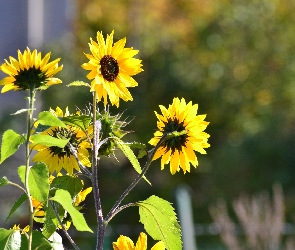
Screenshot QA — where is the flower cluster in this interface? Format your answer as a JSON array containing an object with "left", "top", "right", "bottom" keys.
[{"left": 0, "top": 30, "right": 210, "bottom": 250}]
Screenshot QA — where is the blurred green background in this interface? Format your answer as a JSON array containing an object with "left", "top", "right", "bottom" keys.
[{"left": 2, "top": 0, "right": 295, "bottom": 249}]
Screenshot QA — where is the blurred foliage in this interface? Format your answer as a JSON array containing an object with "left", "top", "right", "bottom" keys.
[{"left": 39, "top": 0, "right": 295, "bottom": 247}]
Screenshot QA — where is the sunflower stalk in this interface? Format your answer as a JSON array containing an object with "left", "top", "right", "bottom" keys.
[
  {"left": 25, "top": 88, "right": 36, "bottom": 250},
  {"left": 92, "top": 94, "right": 105, "bottom": 250}
]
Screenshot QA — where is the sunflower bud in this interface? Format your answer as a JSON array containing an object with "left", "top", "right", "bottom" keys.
[{"left": 97, "top": 110, "right": 129, "bottom": 156}]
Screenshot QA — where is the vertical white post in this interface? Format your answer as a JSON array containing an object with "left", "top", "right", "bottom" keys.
[
  {"left": 28, "top": 0, "right": 44, "bottom": 48},
  {"left": 175, "top": 184, "right": 198, "bottom": 250}
]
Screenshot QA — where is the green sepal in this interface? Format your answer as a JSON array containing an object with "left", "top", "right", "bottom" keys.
[
  {"left": 0, "top": 228, "right": 21, "bottom": 250},
  {"left": 0, "top": 177, "right": 9, "bottom": 188},
  {"left": 36, "top": 111, "right": 67, "bottom": 128},
  {"left": 62, "top": 115, "right": 92, "bottom": 132},
  {"left": 51, "top": 175, "right": 83, "bottom": 198},
  {"left": 30, "top": 134, "right": 69, "bottom": 148},
  {"left": 6, "top": 194, "right": 27, "bottom": 222},
  {"left": 137, "top": 195, "right": 182, "bottom": 250},
  {"left": 18, "top": 163, "right": 49, "bottom": 202},
  {"left": 115, "top": 138, "right": 151, "bottom": 185},
  {"left": 0, "top": 130, "right": 25, "bottom": 164},
  {"left": 21, "top": 230, "right": 53, "bottom": 250},
  {"left": 67, "top": 81, "right": 90, "bottom": 87},
  {"left": 50, "top": 189, "right": 93, "bottom": 233}
]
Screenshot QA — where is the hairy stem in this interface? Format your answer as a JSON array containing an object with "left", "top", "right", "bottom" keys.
[{"left": 92, "top": 95, "right": 105, "bottom": 250}]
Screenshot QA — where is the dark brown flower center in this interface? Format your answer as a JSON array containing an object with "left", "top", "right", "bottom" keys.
[
  {"left": 162, "top": 117, "right": 188, "bottom": 152},
  {"left": 100, "top": 55, "right": 119, "bottom": 82},
  {"left": 48, "top": 128, "right": 79, "bottom": 158},
  {"left": 14, "top": 67, "right": 47, "bottom": 90}
]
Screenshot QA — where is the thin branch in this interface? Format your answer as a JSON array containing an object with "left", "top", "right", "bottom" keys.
[
  {"left": 68, "top": 143, "right": 92, "bottom": 179},
  {"left": 49, "top": 201, "right": 80, "bottom": 250},
  {"left": 105, "top": 133, "right": 168, "bottom": 222}
]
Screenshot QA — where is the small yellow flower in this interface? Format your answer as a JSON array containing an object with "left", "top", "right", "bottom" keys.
[
  {"left": 113, "top": 232, "right": 165, "bottom": 250},
  {"left": 11, "top": 224, "right": 30, "bottom": 234},
  {"left": 82, "top": 30, "right": 143, "bottom": 107},
  {"left": 32, "top": 107, "right": 91, "bottom": 175},
  {"left": 149, "top": 97, "right": 210, "bottom": 174},
  {"left": 0, "top": 48, "right": 62, "bottom": 92}
]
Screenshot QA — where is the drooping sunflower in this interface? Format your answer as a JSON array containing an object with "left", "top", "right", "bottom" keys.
[
  {"left": 0, "top": 48, "right": 63, "bottom": 93},
  {"left": 113, "top": 232, "right": 165, "bottom": 250},
  {"left": 31, "top": 107, "right": 91, "bottom": 175},
  {"left": 149, "top": 97, "right": 210, "bottom": 174},
  {"left": 82, "top": 30, "right": 143, "bottom": 107}
]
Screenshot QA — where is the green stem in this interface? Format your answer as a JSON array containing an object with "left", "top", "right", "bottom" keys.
[
  {"left": 25, "top": 89, "right": 36, "bottom": 250},
  {"left": 91, "top": 94, "right": 105, "bottom": 250}
]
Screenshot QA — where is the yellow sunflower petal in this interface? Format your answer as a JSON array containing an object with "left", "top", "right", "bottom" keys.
[{"left": 135, "top": 232, "right": 147, "bottom": 250}]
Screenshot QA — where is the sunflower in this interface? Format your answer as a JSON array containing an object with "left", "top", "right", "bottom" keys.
[
  {"left": 113, "top": 232, "right": 165, "bottom": 250},
  {"left": 149, "top": 97, "right": 210, "bottom": 174},
  {"left": 0, "top": 48, "right": 63, "bottom": 93},
  {"left": 32, "top": 107, "right": 91, "bottom": 175},
  {"left": 82, "top": 30, "right": 143, "bottom": 107}
]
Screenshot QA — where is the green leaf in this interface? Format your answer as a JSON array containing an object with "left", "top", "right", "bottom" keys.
[
  {"left": 31, "top": 134, "right": 69, "bottom": 148},
  {"left": 62, "top": 115, "right": 92, "bottom": 132},
  {"left": 137, "top": 195, "right": 182, "bottom": 250},
  {"left": 21, "top": 230, "right": 53, "bottom": 250},
  {"left": 125, "top": 142, "right": 147, "bottom": 159},
  {"left": 29, "top": 163, "right": 49, "bottom": 202},
  {"left": 6, "top": 194, "right": 27, "bottom": 222},
  {"left": 0, "top": 177, "right": 9, "bottom": 188},
  {"left": 0, "top": 130, "right": 25, "bottom": 163},
  {"left": 51, "top": 176, "right": 83, "bottom": 198},
  {"left": 36, "top": 111, "right": 67, "bottom": 128},
  {"left": 42, "top": 203, "right": 61, "bottom": 238},
  {"left": 125, "top": 141, "right": 147, "bottom": 150},
  {"left": 17, "top": 166, "right": 26, "bottom": 184},
  {"left": 67, "top": 81, "right": 90, "bottom": 87},
  {"left": 115, "top": 138, "right": 151, "bottom": 185},
  {"left": 0, "top": 228, "right": 21, "bottom": 250},
  {"left": 50, "top": 189, "right": 93, "bottom": 233}
]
